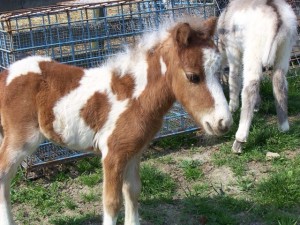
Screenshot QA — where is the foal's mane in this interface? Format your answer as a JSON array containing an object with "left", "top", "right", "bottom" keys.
[{"left": 104, "top": 16, "right": 207, "bottom": 72}]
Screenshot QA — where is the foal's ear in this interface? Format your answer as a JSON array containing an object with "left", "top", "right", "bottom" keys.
[
  {"left": 202, "top": 17, "right": 218, "bottom": 38},
  {"left": 175, "top": 22, "right": 192, "bottom": 47}
]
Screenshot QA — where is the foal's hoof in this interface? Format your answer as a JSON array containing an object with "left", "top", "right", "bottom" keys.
[{"left": 232, "top": 140, "right": 243, "bottom": 154}]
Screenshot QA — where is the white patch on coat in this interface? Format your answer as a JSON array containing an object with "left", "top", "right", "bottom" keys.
[
  {"left": 52, "top": 67, "right": 129, "bottom": 158},
  {"left": 52, "top": 67, "right": 112, "bottom": 150},
  {"left": 200, "top": 48, "right": 232, "bottom": 134},
  {"left": 93, "top": 95, "right": 129, "bottom": 159},
  {"left": 131, "top": 59, "right": 149, "bottom": 98},
  {"left": 7, "top": 56, "right": 51, "bottom": 85},
  {"left": 160, "top": 57, "right": 167, "bottom": 75}
]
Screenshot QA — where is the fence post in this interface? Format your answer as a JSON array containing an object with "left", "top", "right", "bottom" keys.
[{"left": 92, "top": 7, "right": 105, "bottom": 51}]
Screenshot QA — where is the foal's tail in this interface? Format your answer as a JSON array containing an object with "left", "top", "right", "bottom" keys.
[{"left": 262, "top": 2, "right": 297, "bottom": 67}]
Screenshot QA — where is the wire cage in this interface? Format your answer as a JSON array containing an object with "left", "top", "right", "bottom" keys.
[
  {"left": 0, "top": 0, "right": 216, "bottom": 176},
  {"left": 0, "top": 0, "right": 216, "bottom": 69}
]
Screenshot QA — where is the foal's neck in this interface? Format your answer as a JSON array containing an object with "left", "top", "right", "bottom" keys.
[{"left": 134, "top": 44, "right": 175, "bottom": 118}]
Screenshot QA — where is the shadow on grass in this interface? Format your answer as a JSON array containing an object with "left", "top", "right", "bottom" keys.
[
  {"left": 49, "top": 194, "right": 300, "bottom": 225},
  {"left": 50, "top": 213, "right": 101, "bottom": 225}
]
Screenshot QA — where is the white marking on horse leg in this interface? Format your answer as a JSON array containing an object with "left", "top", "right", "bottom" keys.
[
  {"left": 123, "top": 155, "right": 141, "bottom": 225},
  {"left": 272, "top": 68, "right": 289, "bottom": 132},
  {"left": 254, "top": 93, "right": 261, "bottom": 112},
  {"left": 280, "top": 120, "right": 289, "bottom": 132},
  {"left": 0, "top": 171, "right": 15, "bottom": 225},
  {"left": 7, "top": 56, "right": 51, "bottom": 85},
  {"left": 103, "top": 210, "right": 117, "bottom": 225},
  {"left": 235, "top": 79, "right": 261, "bottom": 143},
  {"left": 226, "top": 47, "right": 242, "bottom": 113},
  {"left": 159, "top": 57, "right": 167, "bottom": 76},
  {"left": 272, "top": 40, "right": 292, "bottom": 132}
]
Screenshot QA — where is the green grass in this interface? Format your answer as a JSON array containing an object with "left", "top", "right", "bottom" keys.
[
  {"left": 11, "top": 182, "right": 64, "bottom": 216},
  {"left": 49, "top": 213, "right": 100, "bottom": 225},
  {"left": 81, "top": 191, "right": 99, "bottom": 203},
  {"left": 255, "top": 156, "right": 300, "bottom": 208},
  {"left": 78, "top": 173, "right": 102, "bottom": 187}
]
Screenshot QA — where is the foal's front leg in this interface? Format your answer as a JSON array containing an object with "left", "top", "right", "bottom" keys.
[
  {"left": 102, "top": 155, "right": 124, "bottom": 225},
  {"left": 227, "top": 48, "right": 242, "bottom": 113},
  {"left": 233, "top": 67, "right": 262, "bottom": 153},
  {"left": 123, "top": 155, "right": 141, "bottom": 225}
]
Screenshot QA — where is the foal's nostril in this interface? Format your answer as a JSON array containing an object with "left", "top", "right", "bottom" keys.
[
  {"left": 218, "top": 119, "right": 229, "bottom": 133},
  {"left": 205, "top": 121, "right": 214, "bottom": 134}
]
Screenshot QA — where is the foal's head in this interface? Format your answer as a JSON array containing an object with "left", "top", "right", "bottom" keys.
[{"left": 164, "top": 17, "right": 232, "bottom": 135}]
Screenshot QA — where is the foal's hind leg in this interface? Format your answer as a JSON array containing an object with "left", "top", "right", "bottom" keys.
[
  {"left": 232, "top": 55, "right": 262, "bottom": 153},
  {"left": 272, "top": 42, "right": 291, "bottom": 132},
  {"left": 123, "top": 155, "right": 141, "bottom": 225},
  {"left": 0, "top": 127, "right": 43, "bottom": 225}
]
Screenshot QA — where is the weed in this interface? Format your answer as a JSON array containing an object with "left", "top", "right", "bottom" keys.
[
  {"left": 78, "top": 173, "right": 102, "bottom": 187},
  {"left": 179, "top": 159, "right": 203, "bottom": 181},
  {"left": 237, "top": 177, "right": 255, "bottom": 191},
  {"left": 63, "top": 197, "right": 77, "bottom": 210},
  {"left": 81, "top": 191, "right": 99, "bottom": 203},
  {"left": 140, "top": 164, "right": 176, "bottom": 203},
  {"left": 278, "top": 218, "right": 298, "bottom": 225}
]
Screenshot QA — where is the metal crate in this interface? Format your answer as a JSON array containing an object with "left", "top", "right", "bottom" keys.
[{"left": 0, "top": 0, "right": 215, "bottom": 175}]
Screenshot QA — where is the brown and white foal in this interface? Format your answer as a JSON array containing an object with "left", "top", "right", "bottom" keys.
[{"left": 0, "top": 17, "right": 232, "bottom": 225}]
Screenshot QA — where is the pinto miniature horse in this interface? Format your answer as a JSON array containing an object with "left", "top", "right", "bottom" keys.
[
  {"left": 217, "top": 0, "right": 297, "bottom": 153},
  {"left": 0, "top": 17, "right": 232, "bottom": 225}
]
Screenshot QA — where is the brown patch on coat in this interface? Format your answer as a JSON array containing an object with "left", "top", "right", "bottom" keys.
[
  {"left": 80, "top": 92, "right": 111, "bottom": 132},
  {"left": 111, "top": 73, "right": 135, "bottom": 101},
  {"left": 0, "top": 71, "right": 43, "bottom": 175},
  {"left": 37, "top": 61, "right": 84, "bottom": 144}
]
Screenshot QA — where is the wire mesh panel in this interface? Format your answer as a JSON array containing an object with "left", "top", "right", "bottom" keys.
[
  {"left": 0, "top": 0, "right": 215, "bottom": 69},
  {"left": 290, "top": 0, "right": 300, "bottom": 76},
  {"left": 0, "top": 0, "right": 216, "bottom": 175}
]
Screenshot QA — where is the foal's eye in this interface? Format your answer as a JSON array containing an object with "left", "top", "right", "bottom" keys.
[{"left": 186, "top": 73, "right": 201, "bottom": 84}]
